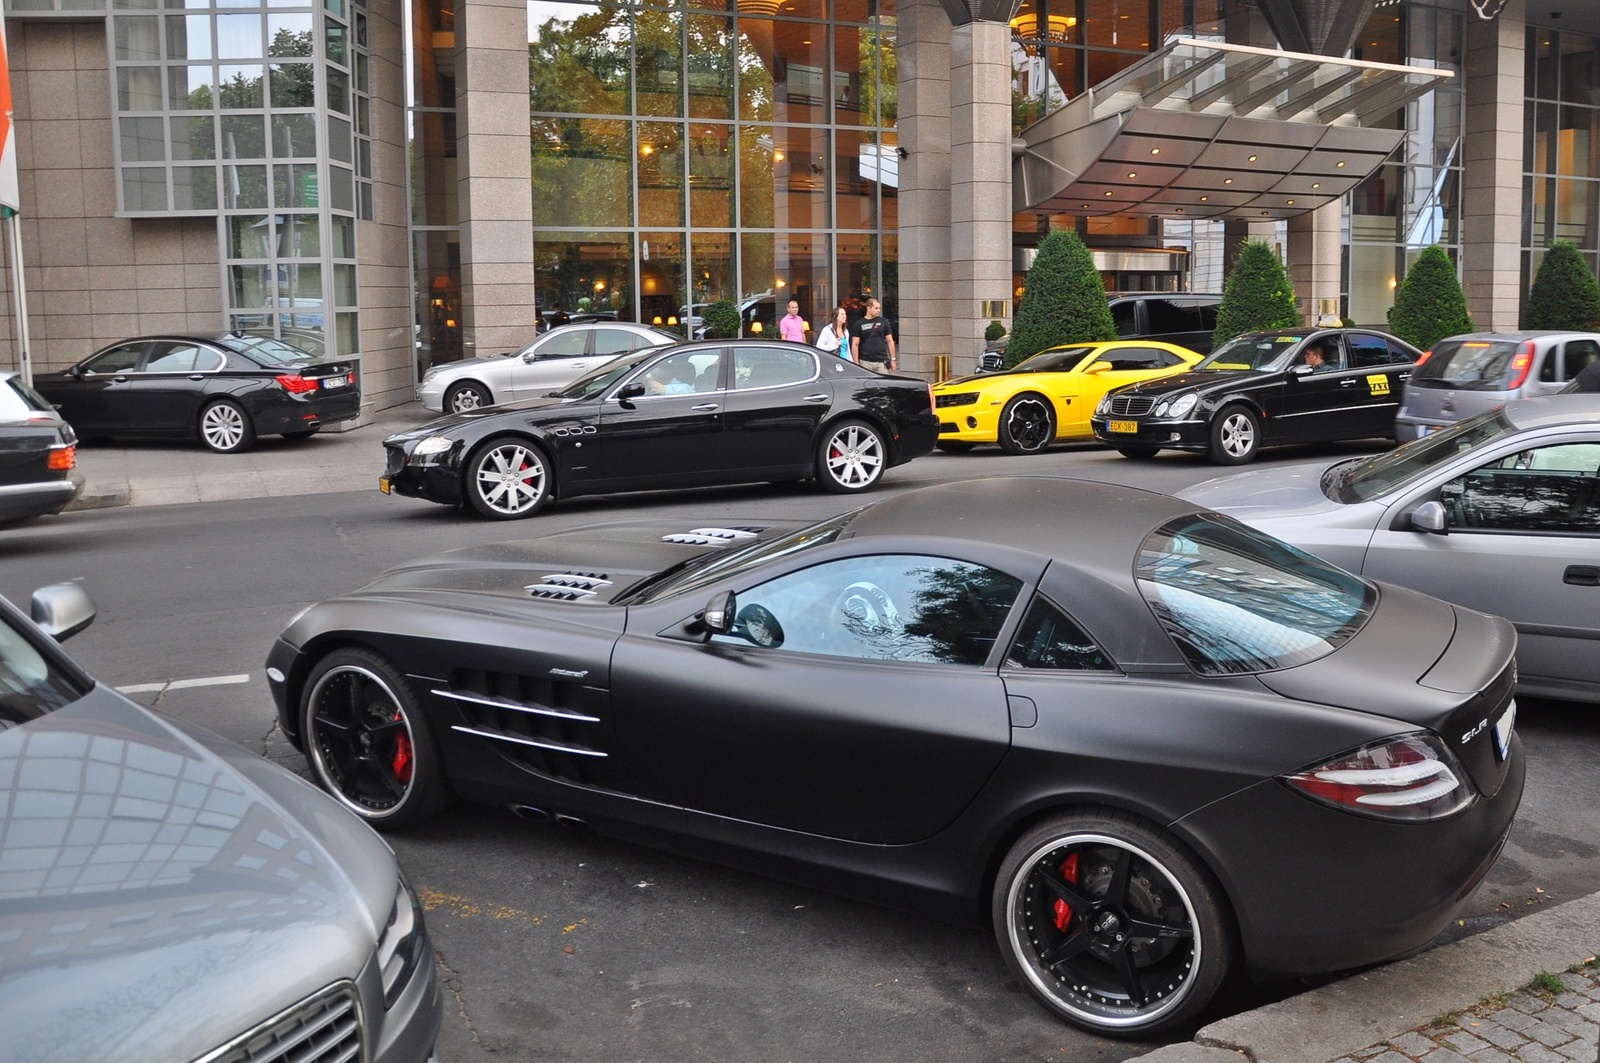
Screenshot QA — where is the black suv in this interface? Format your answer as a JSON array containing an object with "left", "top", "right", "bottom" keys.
[{"left": 980, "top": 294, "right": 1222, "bottom": 371}]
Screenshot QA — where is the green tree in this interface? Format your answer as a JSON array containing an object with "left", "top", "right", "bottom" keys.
[
  {"left": 1386, "top": 245, "right": 1473, "bottom": 350},
  {"left": 985, "top": 321, "right": 1007, "bottom": 343},
  {"left": 1213, "top": 241, "right": 1300, "bottom": 347},
  {"left": 1005, "top": 229, "right": 1116, "bottom": 368},
  {"left": 1523, "top": 241, "right": 1600, "bottom": 331},
  {"left": 702, "top": 299, "right": 740, "bottom": 339}
]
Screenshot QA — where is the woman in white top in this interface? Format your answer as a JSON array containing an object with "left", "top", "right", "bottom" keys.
[{"left": 815, "top": 307, "right": 852, "bottom": 360}]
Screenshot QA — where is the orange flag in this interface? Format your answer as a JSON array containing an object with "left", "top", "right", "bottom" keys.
[{"left": 0, "top": 20, "right": 18, "bottom": 215}]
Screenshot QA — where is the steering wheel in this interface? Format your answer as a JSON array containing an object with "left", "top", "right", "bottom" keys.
[
  {"left": 732, "top": 603, "right": 785, "bottom": 649},
  {"left": 832, "top": 581, "right": 903, "bottom": 639}
]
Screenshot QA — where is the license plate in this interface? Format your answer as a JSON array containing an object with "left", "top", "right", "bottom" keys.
[
  {"left": 322, "top": 376, "right": 347, "bottom": 389},
  {"left": 1108, "top": 420, "right": 1139, "bottom": 434},
  {"left": 1493, "top": 701, "right": 1516, "bottom": 762},
  {"left": 379, "top": 477, "right": 391, "bottom": 494}
]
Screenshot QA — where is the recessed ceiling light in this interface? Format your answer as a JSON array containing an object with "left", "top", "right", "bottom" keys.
[
  {"left": 1312, "top": 182, "right": 1321, "bottom": 189},
  {"left": 1287, "top": 199, "right": 1295, "bottom": 205},
  {"left": 803, "top": 39, "right": 811, "bottom": 43},
  {"left": 1224, "top": 178, "right": 1233, "bottom": 184},
  {"left": 1200, "top": 195, "right": 1209, "bottom": 201},
  {"left": 1081, "top": 204, "right": 1089, "bottom": 209},
  {"left": 1128, "top": 172, "right": 1137, "bottom": 178},
  {"left": 1248, "top": 155, "right": 1258, "bottom": 162},
  {"left": 1262, "top": 210, "right": 1269, "bottom": 215},
  {"left": 1337, "top": 160, "right": 1346, "bottom": 167},
  {"left": 1176, "top": 208, "right": 1184, "bottom": 213},
  {"left": 1150, "top": 147, "right": 1160, "bottom": 155},
  {"left": 1104, "top": 190, "right": 1114, "bottom": 196}
]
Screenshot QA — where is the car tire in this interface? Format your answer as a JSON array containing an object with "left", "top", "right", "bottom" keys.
[
  {"left": 281, "top": 428, "right": 319, "bottom": 441},
  {"left": 445, "top": 381, "right": 493, "bottom": 414},
  {"left": 1115, "top": 445, "right": 1159, "bottom": 460},
  {"left": 1208, "top": 406, "right": 1260, "bottom": 465},
  {"left": 300, "top": 647, "right": 449, "bottom": 830},
  {"left": 464, "top": 435, "right": 553, "bottom": 519},
  {"left": 937, "top": 441, "right": 977, "bottom": 454},
  {"left": 997, "top": 393, "right": 1056, "bottom": 455},
  {"left": 816, "top": 419, "right": 888, "bottom": 493},
  {"left": 992, "top": 808, "right": 1234, "bottom": 1038},
  {"left": 198, "top": 398, "right": 256, "bottom": 453}
]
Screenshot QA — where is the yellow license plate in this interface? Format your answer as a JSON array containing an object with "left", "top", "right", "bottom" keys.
[
  {"left": 379, "top": 477, "right": 391, "bottom": 494},
  {"left": 1108, "top": 420, "right": 1139, "bottom": 433}
]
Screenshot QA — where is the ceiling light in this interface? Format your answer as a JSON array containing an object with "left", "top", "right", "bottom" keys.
[
  {"left": 1127, "top": 171, "right": 1137, "bottom": 178},
  {"left": 1200, "top": 195, "right": 1209, "bottom": 201},
  {"left": 1337, "top": 160, "right": 1346, "bottom": 167},
  {"left": 1287, "top": 199, "right": 1295, "bottom": 205},
  {"left": 803, "top": 38, "right": 811, "bottom": 43},
  {"left": 1248, "top": 155, "right": 1257, "bottom": 162},
  {"left": 1261, "top": 210, "right": 1269, "bottom": 215},
  {"left": 1104, "top": 190, "right": 1114, "bottom": 196},
  {"left": 1312, "top": 182, "right": 1321, "bottom": 189},
  {"left": 1175, "top": 207, "right": 1184, "bottom": 212},
  {"left": 1223, "top": 178, "right": 1233, "bottom": 184},
  {"left": 1150, "top": 147, "right": 1160, "bottom": 155}
]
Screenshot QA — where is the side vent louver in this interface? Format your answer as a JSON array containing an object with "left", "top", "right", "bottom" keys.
[
  {"left": 661, "top": 526, "right": 766, "bottom": 546},
  {"left": 526, "top": 572, "right": 611, "bottom": 600}
]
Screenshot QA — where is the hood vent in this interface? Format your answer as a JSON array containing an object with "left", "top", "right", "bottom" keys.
[
  {"left": 661, "top": 527, "right": 765, "bottom": 546},
  {"left": 526, "top": 571, "right": 612, "bottom": 600}
]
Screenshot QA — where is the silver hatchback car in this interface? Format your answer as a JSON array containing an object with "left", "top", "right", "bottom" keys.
[
  {"left": 1396, "top": 331, "right": 1600, "bottom": 441},
  {"left": 0, "top": 585, "right": 442, "bottom": 1063}
]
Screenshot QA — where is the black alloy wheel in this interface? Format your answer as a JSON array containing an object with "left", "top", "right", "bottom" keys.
[
  {"left": 937, "top": 441, "right": 977, "bottom": 454},
  {"left": 198, "top": 398, "right": 256, "bottom": 453},
  {"left": 301, "top": 648, "right": 447, "bottom": 829},
  {"left": 446, "top": 381, "right": 493, "bottom": 414},
  {"left": 281, "top": 428, "right": 320, "bottom": 441},
  {"left": 1208, "top": 405, "right": 1261, "bottom": 465},
  {"left": 998, "top": 393, "right": 1056, "bottom": 455},
  {"left": 993, "top": 809, "right": 1231, "bottom": 1037},
  {"left": 1115, "top": 445, "right": 1160, "bottom": 460},
  {"left": 817, "top": 419, "right": 887, "bottom": 493},
  {"left": 465, "top": 436, "right": 553, "bottom": 519}
]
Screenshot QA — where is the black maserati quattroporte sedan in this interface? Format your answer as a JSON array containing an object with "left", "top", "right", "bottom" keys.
[
  {"left": 380, "top": 340, "right": 939, "bottom": 518},
  {"left": 267, "top": 477, "right": 1522, "bottom": 1035}
]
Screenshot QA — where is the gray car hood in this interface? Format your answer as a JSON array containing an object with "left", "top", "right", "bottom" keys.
[
  {"left": 0, "top": 686, "right": 395, "bottom": 1063},
  {"left": 1177, "top": 461, "right": 1345, "bottom": 519}
]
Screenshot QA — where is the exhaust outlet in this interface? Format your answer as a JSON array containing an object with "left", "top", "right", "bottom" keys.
[
  {"left": 508, "top": 804, "right": 551, "bottom": 822},
  {"left": 553, "top": 812, "right": 587, "bottom": 827}
]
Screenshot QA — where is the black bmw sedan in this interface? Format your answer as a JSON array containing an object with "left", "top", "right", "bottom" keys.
[
  {"left": 34, "top": 334, "right": 361, "bottom": 453},
  {"left": 0, "top": 372, "right": 83, "bottom": 522},
  {"left": 1090, "top": 328, "right": 1421, "bottom": 464},
  {"left": 267, "top": 477, "right": 1521, "bottom": 1036},
  {"left": 381, "top": 339, "right": 938, "bottom": 519}
]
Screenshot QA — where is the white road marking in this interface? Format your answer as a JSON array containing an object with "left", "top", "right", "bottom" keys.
[{"left": 115, "top": 674, "right": 251, "bottom": 694}]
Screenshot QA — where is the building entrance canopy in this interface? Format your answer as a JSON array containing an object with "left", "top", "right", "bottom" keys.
[{"left": 1014, "top": 38, "right": 1455, "bottom": 220}]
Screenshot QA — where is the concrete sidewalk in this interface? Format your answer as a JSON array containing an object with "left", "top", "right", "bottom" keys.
[{"left": 66, "top": 401, "right": 434, "bottom": 509}]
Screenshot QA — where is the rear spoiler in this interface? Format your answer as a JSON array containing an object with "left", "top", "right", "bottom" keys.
[{"left": 296, "top": 360, "right": 358, "bottom": 378}]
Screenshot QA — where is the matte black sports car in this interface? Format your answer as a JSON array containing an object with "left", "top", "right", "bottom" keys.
[
  {"left": 1090, "top": 328, "right": 1421, "bottom": 464},
  {"left": 0, "top": 373, "right": 83, "bottom": 522},
  {"left": 380, "top": 340, "right": 938, "bottom": 519},
  {"left": 35, "top": 334, "right": 360, "bottom": 453},
  {"left": 266, "top": 478, "right": 1521, "bottom": 1036}
]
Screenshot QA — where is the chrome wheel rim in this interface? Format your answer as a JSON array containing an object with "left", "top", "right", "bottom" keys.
[
  {"left": 450, "top": 386, "right": 486, "bottom": 413},
  {"left": 1005, "top": 397, "right": 1053, "bottom": 452},
  {"left": 825, "top": 424, "right": 884, "bottom": 488},
  {"left": 201, "top": 404, "right": 245, "bottom": 450},
  {"left": 1219, "top": 413, "right": 1255, "bottom": 458},
  {"left": 305, "top": 665, "right": 417, "bottom": 819},
  {"left": 1006, "top": 833, "right": 1201, "bottom": 1030},
  {"left": 475, "top": 443, "right": 546, "bottom": 514}
]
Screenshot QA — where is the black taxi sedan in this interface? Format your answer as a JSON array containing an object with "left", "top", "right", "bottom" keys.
[
  {"left": 1090, "top": 328, "right": 1421, "bottom": 464},
  {"left": 34, "top": 334, "right": 360, "bottom": 453}
]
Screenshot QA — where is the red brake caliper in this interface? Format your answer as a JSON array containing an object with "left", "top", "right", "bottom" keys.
[
  {"left": 1053, "top": 852, "right": 1080, "bottom": 932},
  {"left": 391, "top": 712, "right": 414, "bottom": 785}
]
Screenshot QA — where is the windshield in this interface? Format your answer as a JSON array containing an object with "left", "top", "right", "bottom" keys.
[
  {"left": 1136, "top": 514, "right": 1376, "bottom": 676},
  {"left": 631, "top": 509, "right": 862, "bottom": 603},
  {"left": 1411, "top": 339, "right": 1522, "bottom": 391},
  {"left": 217, "top": 334, "right": 318, "bottom": 367},
  {"left": 555, "top": 348, "right": 658, "bottom": 399},
  {"left": 1198, "top": 332, "right": 1310, "bottom": 371},
  {"left": 0, "top": 610, "right": 86, "bottom": 728},
  {"left": 1323, "top": 409, "right": 1516, "bottom": 503},
  {"left": 1012, "top": 346, "right": 1098, "bottom": 374}
]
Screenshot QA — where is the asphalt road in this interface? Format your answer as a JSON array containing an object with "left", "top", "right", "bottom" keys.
[{"left": 3, "top": 441, "right": 1597, "bottom": 1063}]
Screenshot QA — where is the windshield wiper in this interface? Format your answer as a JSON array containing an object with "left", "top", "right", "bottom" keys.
[{"left": 612, "top": 555, "right": 715, "bottom": 605}]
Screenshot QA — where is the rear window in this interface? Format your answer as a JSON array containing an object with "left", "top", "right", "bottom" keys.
[
  {"left": 0, "top": 380, "right": 54, "bottom": 421},
  {"left": 217, "top": 334, "right": 317, "bottom": 368},
  {"left": 1013, "top": 346, "right": 1097, "bottom": 373},
  {"left": 1136, "top": 515, "right": 1376, "bottom": 675},
  {"left": 1412, "top": 339, "right": 1523, "bottom": 391}
]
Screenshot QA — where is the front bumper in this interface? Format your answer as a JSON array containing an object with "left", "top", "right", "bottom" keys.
[
  {"left": 380, "top": 444, "right": 464, "bottom": 506},
  {"left": 416, "top": 377, "right": 447, "bottom": 413},
  {"left": 0, "top": 473, "right": 84, "bottom": 521},
  {"left": 935, "top": 400, "right": 1001, "bottom": 443},
  {"left": 1090, "top": 415, "right": 1210, "bottom": 451}
]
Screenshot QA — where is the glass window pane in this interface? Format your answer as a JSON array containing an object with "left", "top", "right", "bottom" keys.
[
  {"left": 169, "top": 64, "right": 212, "bottom": 110},
  {"left": 742, "top": 231, "right": 829, "bottom": 336},
  {"left": 534, "top": 231, "right": 635, "bottom": 324},
  {"left": 223, "top": 163, "right": 269, "bottom": 208},
  {"left": 218, "top": 65, "right": 265, "bottom": 107},
  {"left": 118, "top": 67, "right": 165, "bottom": 111},
  {"left": 411, "top": 110, "right": 458, "bottom": 226},
  {"left": 115, "top": 16, "right": 162, "bottom": 60},
  {"left": 738, "top": 125, "right": 829, "bottom": 229},
  {"left": 834, "top": 128, "right": 877, "bottom": 229},
  {"left": 282, "top": 262, "right": 322, "bottom": 304},
  {"left": 1005, "top": 597, "right": 1113, "bottom": 671},
  {"left": 165, "top": 15, "right": 210, "bottom": 60},
  {"left": 328, "top": 164, "right": 354, "bottom": 210},
  {"left": 325, "top": 18, "right": 348, "bottom": 65},
  {"left": 833, "top": 22, "right": 865, "bottom": 125},
  {"left": 527, "top": 2, "right": 631, "bottom": 115},
  {"left": 688, "top": 123, "right": 733, "bottom": 227},
  {"left": 1560, "top": 34, "right": 1600, "bottom": 106},
  {"left": 1557, "top": 105, "right": 1597, "bottom": 179},
  {"left": 332, "top": 214, "right": 356, "bottom": 257},
  {"left": 172, "top": 115, "right": 214, "bottom": 159},
  {"left": 120, "top": 116, "right": 166, "bottom": 162},
  {"left": 121, "top": 166, "right": 168, "bottom": 211},
  {"left": 230, "top": 263, "right": 274, "bottom": 307},
  {"left": 1554, "top": 178, "right": 1599, "bottom": 243},
  {"left": 221, "top": 114, "right": 267, "bottom": 158},
  {"left": 688, "top": 231, "right": 735, "bottom": 329},
  {"left": 1443, "top": 444, "right": 1600, "bottom": 533},
  {"left": 216, "top": 13, "right": 263, "bottom": 58},
  {"left": 640, "top": 230, "right": 686, "bottom": 335},
  {"left": 327, "top": 114, "right": 353, "bottom": 162},
  {"left": 686, "top": 14, "right": 734, "bottom": 120},
  {"left": 836, "top": 231, "right": 874, "bottom": 311},
  {"left": 638, "top": 348, "right": 721, "bottom": 394},
  {"left": 277, "top": 212, "right": 320, "bottom": 257},
  {"left": 229, "top": 214, "right": 272, "bottom": 258},
  {"left": 636, "top": 8, "right": 682, "bottom": 118},
  {"left": 327, "top": 68, "right": 351, "bottom": 113},
  {"left": 638, "top": 121, "right": 685, "bottom": 227},
  {"left": 739, "top": 20, "right": 826, "bottom": 124},
  {"left": 871, "top": 19, "right": 895, "bottom": 126},
  {"left": 530, "top": 118, "right": 631, "bottom": 227},
  {"left": 732, "top": 344, "right": 816, "bottom": 389},
  {"left": 415, "top": 228, "right": 463, "bottom": 372},
  {"left": 336, "top": 312, "right": 360, "bottom": 355},
  {"left": 145, "top": 342, "right": 202, "bottom": 372},
  {"left": 334, "top": 263, "right": 357, "bottom": 305},
  {"left": 276, "top": 161, "right": 320, "bottom": 207},
  {"left": 268, "top": 15, "right": 313, "bottom": 55},
  {"left": 272, "top": 113, "right": 317, "bottom": 158}
]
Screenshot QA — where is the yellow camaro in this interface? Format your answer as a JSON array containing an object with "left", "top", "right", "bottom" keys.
[{"left": 932, "top": 340, "right": 1204, "bottom": 455}]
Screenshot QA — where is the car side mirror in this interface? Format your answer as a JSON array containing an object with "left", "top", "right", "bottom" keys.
[
  {"left": 702, "top": 590, "right": 737, "bottom": 639},
  {"left": 1084, "top": 362, "right": 1110, "bottom": 375},
  {"left": 522, "top": 351, "right": 539, "bottom": 363},
  {"left": 1290, "top": 364, "right": 1314, "bottom": 378},
  {"left": 1411, "top": 500, "right": 1448, "bottom": 535},
  {"left": 31, "top": 582, "right": 96, "bottom": 641},
  {"left": 616, "top": 382, "right": 646, "bottom": 404}
]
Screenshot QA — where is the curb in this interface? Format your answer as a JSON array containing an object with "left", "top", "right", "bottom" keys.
[
  {"left": 1144, "top": 890, "right": 1600, "bottom": 1063},
  {"left": 63, "top": 484, "right": 132, "bottom": 512}
]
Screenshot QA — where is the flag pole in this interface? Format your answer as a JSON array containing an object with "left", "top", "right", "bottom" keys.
[
  {"left": 5, "top": 209, "right": 31, "bottom": 387},
  {"left": 0, "top": 18, "right": 26, "bottom": 386}
]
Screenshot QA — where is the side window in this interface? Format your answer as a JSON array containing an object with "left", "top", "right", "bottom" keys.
[
  {"left": 1109, "top": 300, "right": 1138, "bottom": 338},
  {"left": 1564, "top": 339, "right": 1600, "bottom": 381},
  {"left": 1195, "top": 302, "right": 1219, "bottom": 331},
  {"left": 733, "top": 345, "right": 816, "bottom": 389},
  {"left": 1347, "top": 333, "right": 1392, "bottom": 369},
  {"left": 638, "top": 349, "right": 722, "bottom": 395},
  {"left": 712, "top": 554, "right": 1024, "bottom": 666},
  {"left": 80, "top": 344, "right": 145, "bottom": 375},
  {"left": 1145, "top": 299, "right": 1198, "bottom": 336},
  {"left": 192, "top": 348, "right": 225, "bottom": 372},
  {"left": 1386, "top": 339, "right": 1419, "bottom": 365},
  {"left": 536, "top": 330, "right": 589, "bottom": 359},
  {"left": 1100, "top": 346, "right": 1166, "bottom": 371},
  {"left": 591, "top": 328, "right": 640, "bottom": 356},
  {"left": 1005, "top": 597, "right": 1114, "bottom": 671},
  {"left": 1440, "top": 442, "right": 1600, "bottom": 535},
  {"left": 0, "top": 616, "right": 86, "bottom": 729},
  {"left": 143, "top": 342, "right": 204, "bottom": 373},
  {"left": 1299, "top": 335, "right": 1347, "bottom": 371},
  {"left": 1539, "top": 343, "right": 1560, "bottom": 382}
]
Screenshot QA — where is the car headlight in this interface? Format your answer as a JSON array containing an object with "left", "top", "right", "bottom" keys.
[
  {"left": 410, "top": 435, "right": 455, "bottom": 459},
  {"left": 377, "top": 876, "right": 427, "bottom": 1008},
  {"left": 421, "top": 367, "right": 439, "bottom": 384},
  {"left": 1095, "top": 395, "right": 1111, "bottom": 416},
  {"left": 1153, "top": 400, "right": 1170, "bottom": 418},
  {"left": 1167, "top": 394, "right": 1198, "bottom": 418}
]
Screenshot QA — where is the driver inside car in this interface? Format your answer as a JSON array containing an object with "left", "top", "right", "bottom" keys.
[
  {"left": 642, "top": 362, "right": 696, "bottom": 395},
  {"left": 1301, "top": 340, "right": 1340, "bottom": 373}
]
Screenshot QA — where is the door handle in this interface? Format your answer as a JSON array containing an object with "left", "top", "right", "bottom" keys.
[
  {"left": 113, "top": 375, "right": 129, "bottom": 383},
  {"left": 1398, "top": 372, "right": 1411, "bottom": 380},
  {"left": 1339, "top": 378, "right": 1359, "bottom": 387},
  {"left": 1564, "top": 565, "right": 1600, "bottom": 587},
  {"left": 189, "top": 373, "right": 206, "bottom": 380},
  {"left": 691, "top": 402, "right": 719, "bottom": 412},
  {"left": 570, "top": 362, "right": 588, "bottom": 369},
  {"left": 803, "top": 393, "right": 828, "bottom": 402}
]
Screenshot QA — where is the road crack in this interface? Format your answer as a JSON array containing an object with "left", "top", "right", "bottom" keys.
[{"left": 434, "top": 948, "right": 485, "bottom": 1049}]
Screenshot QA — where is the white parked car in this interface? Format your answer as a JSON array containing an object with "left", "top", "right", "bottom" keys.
[{"left": 417, "top": 322, "right": 678, "bottom": 413}]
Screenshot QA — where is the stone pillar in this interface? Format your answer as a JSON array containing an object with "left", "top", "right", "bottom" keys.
[
  {"left": 1461, "top": 0, "right": 1524, "bottom": 333},
  {"left": 949, "top": 19, "right": 1013, "bottom": 377},
  {"left": 1287, "top": 200, "right": 1342, "bottom": 324},
  {"left": 895, "top": 0, "right": 952, "bottom": 379},
  {"left": 455, "top": 0, "right": 536, "bottom": 355}
]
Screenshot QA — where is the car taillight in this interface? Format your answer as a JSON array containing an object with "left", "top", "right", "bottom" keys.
[
  {"left": 1283, "top": 732, "right": 1473, "bottom": 822},
  {"left": 276, "top": 374, "right": 319, "bottom": 394},
  {"left": 1505, "top": 341, "right": 1537, "bottom": 390},
  {"left": 1415, "top": 350, "right": 1432, "bottom": 367},
  {"left": 926, "top": 383, "right": 936, "bottom": 412},
  {"left": 47, "top": 445, "right": 75, "bottom": 470}
]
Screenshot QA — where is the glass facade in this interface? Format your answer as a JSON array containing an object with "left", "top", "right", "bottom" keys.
[
  {"left": 409, "top": 0, "right": 462, "bottom": 373},
  {"left": 1523, "top": 28, "right": 1600, "bottom": 299}
]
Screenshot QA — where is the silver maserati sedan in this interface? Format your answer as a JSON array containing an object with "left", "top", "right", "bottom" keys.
[
  {"left": 0, "top": 584, "right": 442, "bottom": 1063},
  {"left": 1180, "top": 394, "right": 1600, "bottom": 704},
  {"left": 418, "top": 321, "right": 678, "bottom": 413}
]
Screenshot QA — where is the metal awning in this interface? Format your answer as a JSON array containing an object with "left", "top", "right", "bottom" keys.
[{"left": 1014, "top": 38, "right": 1455, "bottom": 220}]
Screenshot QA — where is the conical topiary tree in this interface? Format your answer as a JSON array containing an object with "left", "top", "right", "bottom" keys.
[
  {"left": 1523, "top": 241, "right": 1600, "bottom": 332},
  {"left": 701, "top": 298, "right": 740, "bottom": 339},
  {"left": 1005, "top": 229, "right": 1117, "bottom": 368},
  {"left": 1212, "top": 241, "right": 1300, "bottom": 348},
  {"left": 1387, "top": 245, "right": 1473, "bottom": 351}
]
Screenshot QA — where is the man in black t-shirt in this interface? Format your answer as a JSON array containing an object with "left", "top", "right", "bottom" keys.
[{"left": 849, "top": 298, "right": 897, "bottom": 373}]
